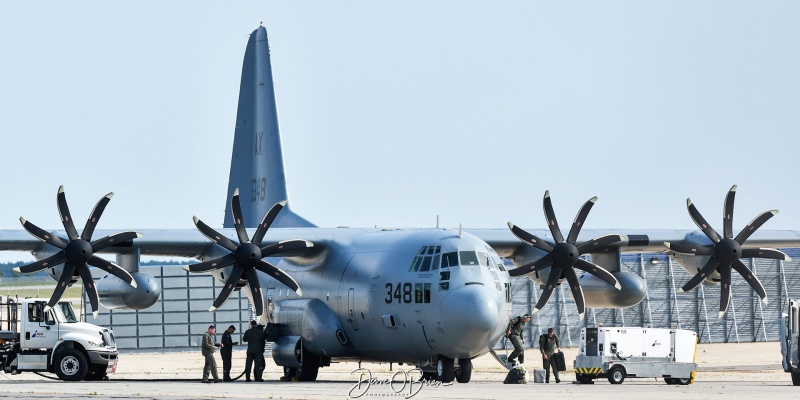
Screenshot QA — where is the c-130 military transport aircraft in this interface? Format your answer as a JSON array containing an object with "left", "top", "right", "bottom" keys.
[{"left": 2, "top": 26, "right": 800, "bottom": 383}]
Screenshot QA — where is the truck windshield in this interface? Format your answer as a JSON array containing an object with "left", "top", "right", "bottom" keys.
[{"left": 56, "top": 302, "right": 79, "bottom": 323}]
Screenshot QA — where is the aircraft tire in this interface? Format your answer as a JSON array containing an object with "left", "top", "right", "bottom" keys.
[
  {"left": 792, "top": 371, "right": 800, "bottom": 386},
  {"left": 297, "top": 351, "right": 320, "bottom": 382},
  {"left": 437, "top": 356, "right": 455, "bottom": 383},
  {"left": 455, "top": 359, "right": 472, "bottom": 383}
]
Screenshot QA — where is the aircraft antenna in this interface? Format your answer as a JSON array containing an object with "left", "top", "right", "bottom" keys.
[
  {"left": 436, "top": 215, "right": 439, "bottom": 229},
  {"left": 458, "top": 223, "right": 463, "bottom": 238}
]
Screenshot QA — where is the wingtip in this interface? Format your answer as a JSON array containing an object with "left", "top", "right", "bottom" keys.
[
  {"left": 92, "top": 311, "right": 99, "bottom": 319},
  {"left": 106, "top": 192, "right": 114, "bottom": 199},
  {"left": 278, "top": 200, "right": 288, "bottom": 207},
  {"left": 686, "top": 198, "right": 693, "bottom": 206},
  {"left": 544, "top": 190, "right": 550, "bottom": 198},
  {"left": 233, "top": 188, "right": 240, "bottom": 196},
  {"left": 762, "top": 297, "right": 769, "bottom": 305},
  {"left": 12, "top": 267, "right": 20, "bottom": 273},
  {"left": 44, "top": 305, "right": 52, "bottom": 313},
  {"left": 182, "top": 265, "right": 191, "bottom": 271},
  {"left": 614, "top": 282, "right": 622, "bottom": 290},
  {"left": 130, "top": 280, "right": 138, "bottom": 289},
  {"left": 208, "top": 306, "right": 217, "bottom": 312},
  {"left": 58, "top": 185, "right": 65, "bottom": 193},
  {"left": 296, "top": 288, "right": 303, "bottom": 297},
  {"left": 589, "top": 196, "right": 598, "bottom": 203},
  {"left": 664, "top": 242, "right": 671, "bottom": 249},
  {"left": 305, "top": 241, "right": 314, "bottom": 248},
  {"left": 730, "top": 185, "right": 737, "bottom": 193},
  {"left": 532, "top": 308, "right": 540, "bottom": 315},
  {"left": 578, "top": 312, "right": 585, "bottom": 321},
  {"left": 786, "top": 255, "right": 793, "bottom": 262},
  {"left": 136, "top": 232, "right": 144, "bottom": 238},
  {"left": 677, "top": 288, "right": 684, "bottom": 294},
  {"left": 718, "top": 311, "right": 726, "bottom": 319},
  {"left": 771, "top": 210, "right": 779, "bottom": 216},
  {"left": 507, "top": 221, "right": 515, "bottom": 230},
  {"left": 193, "top": 216, "right": 200, "bottom": 225}
]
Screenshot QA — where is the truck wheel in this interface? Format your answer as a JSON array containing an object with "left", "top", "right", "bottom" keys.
[
  {"left": 578, "top": 374, "right": 594, "bottom": 384},
  {"left": 85, "top": 366, "right": 108, "bottom": 381},
  {"left": 54, "top": 349, "right": 88, "bottom": 381},
  {"left": 607, "top": 366, "right": 626, "bottom": 384},
  {"left": 455, "top": 359, "right": 472, "bottom": 383},
  {"left": 677, "top": 378, "right": 691, "bottom": 385},
  {"left": 792, "top": 371, "right": 800, "bottom": 386},
  {"left": 437, "top": 356, "right": 455, "bottom": 383}
]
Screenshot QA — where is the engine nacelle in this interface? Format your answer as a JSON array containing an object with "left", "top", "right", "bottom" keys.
[
  {"left": 580, "top": 271, "right": 647, "bottom": 308},
  {"left": 272, "top": 335, "right": 302, "bottom": 368},
  {"left": 273, "top": 299, "right": 351, "bottom": 358},
  {"left": 97, "top": 272, "right": 162, "bottom": 310}
]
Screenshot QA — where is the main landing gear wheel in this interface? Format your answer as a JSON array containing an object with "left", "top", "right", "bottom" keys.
[
  {"left": 455, "top": 359, "right": 472, "bottom": 383},
  {"left": 792, "top": 371, "right": 800, "bottom": 386},
  {"left": 437, "top": 356, "right": 455, "bottom": 383}
]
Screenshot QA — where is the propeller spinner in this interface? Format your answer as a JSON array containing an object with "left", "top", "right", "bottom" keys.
[
  {"left": 508, "top": 191, "right": 624, "bottom": 320},
  {"left": 13, "top": 186, "right": 141, "bottom": 318},
  {"left": 667, "top": 185, "right": 789, "bottom": 318},
  {"left": 185, "top": 189, "right": 310, "bottom": 317}
]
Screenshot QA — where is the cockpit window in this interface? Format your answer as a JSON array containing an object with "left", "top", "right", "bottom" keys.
[
  {"left": 409, "top": 257, "right": 422, "bottom": 272},
  {"left": 410, "top": 246, "right": 443, "bottom": 272},
  {"left": 441, "top": 252, "right": 458, "bottom": 268},
  {"left": 459, "top": 251, "right": 479, "bottom": 266},
  {"left": 419, "top": 256, "right": 432, "bottom": 272},
  {"left": 478, "top": 252, "right": 490, "bottom": 267},
  {"left": 418, "top": 246, "right": 428, "bottom": 255}
]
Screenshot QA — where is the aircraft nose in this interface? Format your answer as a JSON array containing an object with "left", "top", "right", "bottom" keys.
[{"left": 440, "top": 283, "right": 502, "bottom": 335}]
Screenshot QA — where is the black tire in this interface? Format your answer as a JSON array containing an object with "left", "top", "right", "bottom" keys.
[
  {"left": 578, "top": 374, "right": 594, "bottom": 384},
  {"left": 420, "top": 371, "right": 438, "bottom": 382},
  {"left": 85, "top": 366, "right": 108, "bottom": 381},
  {"left": 793, "top": 371, "right": 800, "bottom": 386},
  {"left": 437, "top": 356, "right": 455, "bottom": 383},
  {"left": 677, "top": 377, "right": 692, "bottom": 385},
  {"left": 54, "top": 348, "right": 88, "bottom": 381},
  {"left": 455, "top": 359, "right": 472, "bottom": 383},
  {"left": 607, "top": 366, "right": 626, "bottom": 385},
  {"left": 297, "top": 351, "right": 320, "bottom": 382}
]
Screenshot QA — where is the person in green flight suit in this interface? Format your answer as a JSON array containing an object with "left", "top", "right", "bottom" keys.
[
  {"left": 220, "top": 325, "right": 238, "bottom": 381},
  {"left": 506, "top": 313, "right": 531, "bottom": 366},
  {"left": 242, "top": 320, "right": 266, "bottom": 382},
  {"left": 539, "top": 327, "right": 562, "bottom": 383},
  {"left": 201, "top": 325, "right": 221, "bottom": 383}
]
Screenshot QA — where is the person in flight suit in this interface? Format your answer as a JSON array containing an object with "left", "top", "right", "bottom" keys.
[
  {"left": 242, "top": 320, "right": 266, "bottom": 382},
  {"left": 506, "top": 313, "right": 531, "bottom": 366},
  {"left": 539, "top": 327, "right": 562, "bottom": 383},
  {"left": 220, "top": 325, "right": 238, "bottom": 381},
  {"left": 201, "top": 325, "right": 221, "bottom": 383}
]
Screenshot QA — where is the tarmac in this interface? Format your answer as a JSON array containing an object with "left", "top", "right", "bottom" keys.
[{"left": 0, "top": 342, "right": 795, "bottom": 399}]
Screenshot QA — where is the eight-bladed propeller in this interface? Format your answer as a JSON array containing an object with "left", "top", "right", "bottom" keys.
[
  {"left": 666, "top": 185, "right": 789, "bottom": 318},
  {"left": 508, "top": 191, "right": 624, "bottom": 320},
  {"left": 185, "top": 189, "right": 310, "bottom": 317},
  {"left": 13, "top": 186, "right": 141, "bottom": 318}
]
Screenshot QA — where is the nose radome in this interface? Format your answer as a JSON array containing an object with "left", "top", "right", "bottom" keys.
[{"left": 440, "top": 284, "right": 501, "bottom": 334}]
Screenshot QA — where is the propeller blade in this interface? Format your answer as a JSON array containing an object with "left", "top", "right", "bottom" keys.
[
  {"left": 47, "top": 262, "right": 77, "bottom": 309},
  {"left": 251, "top": 200, "right": 287, "bottom": 246},
  {"left": 209, "top": 266, "right": 244, "bottom": 311},
  {"left": 723, "top": 185, "right": 736, "bottom": 239},
  {"left": 574, "top": 259, "right": 621, "bottom": 289},
  {"left": 563, "top": 266, "right": 585, "bottom": 320},
  {"left": 740, "top": 247, "right": 791, "bottom": 261},
  {"left": 56, "top": 186, "right": 79, "bottom": 240},
  {"left": 194, "top": 217, "right": 239, "bottom": 252},
  {"left": 91, "top": 231, "right": 142, "bottom": 252},
  {"left": 687, "top": 199, "right": 721, "bottom": 243},
  {"left": 731, "top": 259, "right": 768, "bottom": 303},
  {"left": 542, "top": 191, "right": 564, "bottom": 243},
  {"left": 15, "top": 252, "right": 67, "bottom": 274},
  {"left": 78, "top": 265, "right": 100, "bottom": 318},
  {"left": 260, "top": 239, "right": 314, "bottom": 257},
  {"left": 679, "top": 257, "right": 720, "bottom": 293},
  {"left": 82, "top": 192, "right": 113, "bottom": 241},
  {"left": 665, "top": 242, "right": 714, "bottom": 256},
  {"left": 255, "top": 260, "right": 302, "bottom": 296},
  {"left": 244, "top": 268, "right": 264, "bottom": 317},
  {"left": 230, "top": 188, "right": 251, "bottom": 244},
  {"left": 718, "top": 265, "right": 732, "bottom": 318},
  {"left": 533, "top": 266, "right": 562, "bottom": 313},
  {"left": 507, "top": 222, "right": 553, "bottom": 252},
  {"left": 20, "top": 218, "right": 68, "bottom": 249},
  {"left": 567, "top": 196, "right": 598, "bottom": 244},
  {"left": 185, "top": 254, "right": 237, "bottom": 273},
  {"left": 576, "top": 234, "right": 624, "bottom": 254},
  {"left": 734, "top": 210, "right": 778, "bottom": 245},
  {"left": 508, "top": 256, "right": 553, "bottom": 277},
  {"left": 88, "top": 256, "right": 137, "bottom": 288}
]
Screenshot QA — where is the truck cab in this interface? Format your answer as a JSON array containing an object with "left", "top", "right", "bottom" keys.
[
  {"left": 0, "top": 297, "right": 118, "bottom": 381},
  {"left": 780, "top": 298, "right": 800, "bottom": 385}
]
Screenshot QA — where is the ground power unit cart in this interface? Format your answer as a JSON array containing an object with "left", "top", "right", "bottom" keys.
[{"left": 574, "top": 326, "right": 697, "bottom": 385}]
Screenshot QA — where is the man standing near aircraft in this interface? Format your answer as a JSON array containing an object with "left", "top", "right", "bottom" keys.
[
  {"left": 242, "top": 320, "right": 266, "bottom": 382},
  {"left": 201, "top": 325, "right": 221, "bottom": 383},
  {"left": 221, "top": 325, "right": 238, "bottom": 381},
  {"left": 506, "top": 313, "right": 531, "bottom": 366},
  {"left": 540, "top": 327, "right": 562, "bottom": 383}
]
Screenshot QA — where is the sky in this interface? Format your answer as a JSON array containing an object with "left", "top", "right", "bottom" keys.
[{"left": 1, "top": 2, "right": 799, "bottom": 262}]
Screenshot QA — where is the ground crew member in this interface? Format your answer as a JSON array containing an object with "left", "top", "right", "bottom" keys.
[
  {"left": 221, "top": 325, "right": 238, "bottom": 381},
  {"left": 539, "top": 327, "right": 562, "bottom": 383},
  {"left": 201, "top": 325, "right": 221, "bottom": 383},
  {"left": 242, "top": 320, "right": 266, "bottom": 382},
  {"left": 506, "top": 313, "right": 531, "bottom": 366}
]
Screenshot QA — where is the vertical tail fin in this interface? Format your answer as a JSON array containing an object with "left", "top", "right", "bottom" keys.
[{"left": 224, "top": 26, "right": 315, "bottom": 229}]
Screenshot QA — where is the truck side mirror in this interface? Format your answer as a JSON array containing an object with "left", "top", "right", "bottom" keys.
[{"left": 28, "top": 303, "right": 44, "bottom": 323}]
